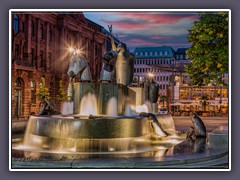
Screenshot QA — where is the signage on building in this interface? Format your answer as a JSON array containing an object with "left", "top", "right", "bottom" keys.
[{"left": 174, "top": 86, "right": 179, "bottom": 100}]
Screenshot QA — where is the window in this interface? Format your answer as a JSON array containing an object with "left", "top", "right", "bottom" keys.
[
  {"left": 145, "top": 52, "right": 148, "bottom": 56},
  {"left": 40, "top": 24, "right": 44, "bottom": 39},
  {"left": 95, "top": 44, "right": 98, "bottom": 56},
  {"left": 165, "top": 51, "right": 168, "bottom": 55},
  {"left": 40, "top": 51, "right": 44, "bottom": 67},
  {"left": 31, "top": 20, "right": 35, "bottom": 36},
  {"left": 154, "top": 52, "right": 158, "bottom": 56},
  {"left": 135, "top": 52, "right": 138, "bottom": 56},
  {"left": 15, "top": 44, "right": 20, "bottom": 60},
  {"left": 49, "top": 28, "right": 53, "bottom": 42},
  {"left": 13, "top": 15, "right": 19, "bottom": 31},
  {"left": 31, "top": 48, "right": 35, "bottom": 65},
  {"left": 160, "top": 52, "right": 162, "bottom": 56},
  {"left": 49, "top": 82, "right": 54, "bottom": 100},
  {"left": 14, "top": 78, "right": 23, "bottom": 116},
  {"left": 22, "top": 22, "right": 25, "bottom": 32},
  {"left": 30, "top": 81, "right": 36, "bottom": 104},
  {"left": 48, "top": 53, "right": 52, "bottom": 70}
]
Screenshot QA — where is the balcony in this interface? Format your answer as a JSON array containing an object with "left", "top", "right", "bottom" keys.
[{"left": 12, "top": 60, "right": 34, "bottom": 71}]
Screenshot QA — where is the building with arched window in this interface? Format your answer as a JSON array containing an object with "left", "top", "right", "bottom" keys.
[{"left": 11, "top": 12, "right": 107, "bottom": 120}]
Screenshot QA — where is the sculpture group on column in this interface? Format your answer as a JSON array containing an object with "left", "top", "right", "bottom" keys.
[{"left": 100, "top": 25, "right": 134, "bottom": 85}]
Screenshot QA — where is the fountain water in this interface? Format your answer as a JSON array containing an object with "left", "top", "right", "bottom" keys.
[
  {"left": 106, "top": 97, "right": 118, "bottom": 116},
  {"left": 79, "top": 92, "right": 98, "bottom": 116}
]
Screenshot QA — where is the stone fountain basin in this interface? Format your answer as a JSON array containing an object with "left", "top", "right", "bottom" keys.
[{"left": 20, "top": 115, "right": 154, "bottom": 153}]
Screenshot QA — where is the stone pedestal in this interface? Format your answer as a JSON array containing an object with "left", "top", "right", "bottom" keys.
[{"left": 208, "top": 126, "right": 228, "bottom": 149}]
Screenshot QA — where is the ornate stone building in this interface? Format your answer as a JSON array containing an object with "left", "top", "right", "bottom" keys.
[{"left": 11, "top": 12, "right": 107, "bottom": 120}]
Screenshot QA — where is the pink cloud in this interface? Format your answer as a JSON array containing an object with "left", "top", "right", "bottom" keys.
[
  {"left": 102, "top": 19, "right": 151, "bottom": 31},
  {"left": 116, "top": 34, "right": 128, "bottom": 38},
  {"left": 108, "top": 12, "right": 198, "bottom": 25},
  {"left": 101, "top": 12, "right": 198, "bottom": 31},
  {"left": 126, "top": 39, "right": 162, "bottom": 46}
]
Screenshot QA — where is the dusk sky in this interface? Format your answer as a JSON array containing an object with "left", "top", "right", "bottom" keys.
[{"left": 84, "top": 11, "right": 199, "bottom": 51}]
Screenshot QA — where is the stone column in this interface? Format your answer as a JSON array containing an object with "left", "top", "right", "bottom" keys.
[
  {"left": 26, "top": 15, "right": 32, "bottom": 63},
  {"left": 45, "top": 23, "right": 49, "bottom": 72},
  {"left": 36, "top": 18, "right": 41, "bottom": 70},
  {"left": 59, "top": 26, "right": 65, "bottom": 75}
]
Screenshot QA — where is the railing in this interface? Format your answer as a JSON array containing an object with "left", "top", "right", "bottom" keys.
[{"left": 14, "top": 60, "right": 33, "bottom": 67}]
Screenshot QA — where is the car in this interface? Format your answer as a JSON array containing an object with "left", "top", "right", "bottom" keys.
[{"left": 159, "top": 108, "right": 168, "bottom": 114}]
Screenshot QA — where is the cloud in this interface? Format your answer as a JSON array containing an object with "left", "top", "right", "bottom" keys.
[
  {"left": 126, "top": 39, "right": 162, "bottom": 46},
  {"left": 101, "top": 12, "right": 198, "bottom": 30},
  {"left": 110, "top": 12, "right": 198, "bottom": 25},
  {"left": 102, "top": 19, "right": 151, "bottom": 31},
  {"left": 84, "top": 11, "right": 198, "bottom": 50}
]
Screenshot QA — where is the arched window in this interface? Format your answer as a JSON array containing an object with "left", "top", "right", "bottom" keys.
[
  {"left": 40, "top": 24, "right": 44, "bottom": 39},
  {"left": 49, "top": 28, "right": 53, "bottom": 42},
  {"left": 49, "top": 82, "right": 54, "bottom": 99},
  {"left": 31, "top": 20, "right": 35, "bottom": 36},
  {"left": 13, "top": 15, "right": 19, "bottom": 31},
  {"left": 14, "top": 78, "right": 23, "bottom": 117},
  {"left": 30, "top": 81, "right": 36, "bottom": 104}
]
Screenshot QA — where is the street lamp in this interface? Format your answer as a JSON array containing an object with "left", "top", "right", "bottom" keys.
[
  {"left": 148, "top": 72, "right": 154, "bottom": 78},
  {"left": 68, "top": 47, "right": 75, "bottom": 53},
  {"left": 76, "top": 49, "right": 81, "bottom": 54}
]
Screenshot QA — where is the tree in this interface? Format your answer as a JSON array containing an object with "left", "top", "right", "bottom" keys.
[
  {"left": 55, "top": 80, "right": 68, "bottom": 102},
  {"left": 200, "top": 95, "right": 209, "bottom": 111},
  {"left": 36, "top": 77, "right": 50, "bottom": 101},
  {"left": 186, "top": 12, "right": 229, "bottom": 86},
  {"left": 160, "top": 95, "right": 169, "bottom": 107}
]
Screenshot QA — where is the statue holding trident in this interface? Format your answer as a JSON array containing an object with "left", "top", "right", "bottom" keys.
[
  {"left": 100, "top": 25, "right": 117, "bottom": 82},
  {"left": 100, "top": 25, "right": 134, "bottom": 85}
]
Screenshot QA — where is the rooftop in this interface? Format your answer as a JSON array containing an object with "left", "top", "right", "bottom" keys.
[{"left": 134, "top": 46, "right": 175, "bottom": 59}]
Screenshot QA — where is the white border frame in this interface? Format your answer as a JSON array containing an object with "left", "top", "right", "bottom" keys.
[{"left": 9, "top": 9, "right": 231, "bottom": 172}]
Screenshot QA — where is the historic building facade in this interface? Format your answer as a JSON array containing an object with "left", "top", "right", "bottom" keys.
[
  {"left": 11, "top": 12, "right": 107, "bottom": 120},
  {"left": 133, "top": 46, "right": 176, "bottom": 95}
]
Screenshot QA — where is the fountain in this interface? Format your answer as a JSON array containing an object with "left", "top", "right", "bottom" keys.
[
  {"left": 12, "top": 25, "right": 227, "bottom": 169},
  {"left": 12, "top": 25, "right": 181, "bottom": 159},
  {"left": 13, "top": 81, "right": 180, "bottom": 158}
]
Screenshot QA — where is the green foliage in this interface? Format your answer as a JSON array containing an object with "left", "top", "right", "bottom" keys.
[
  {"left": 186, "top": 12, "right": 229, "bottom": 86},
  {"left": 36, "top": 77, "right": 50, "bottom": 101},
  {"left": 160, "top": 95, "right": 169, "bottom": 107},
  {"left": 56, "top": 80, "right": 68, "bottom": 102}
]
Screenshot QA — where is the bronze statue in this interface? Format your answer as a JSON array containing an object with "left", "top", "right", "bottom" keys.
[
  {"left": 39, "top": 96, "right": 58, "bottom": 115},
  {"left": 145, "top": 77, "right": 159, "bottom": 113},
  {"left": 67, "top": 53, "right": 92, "bottom": 81},
  {"left": 187, "top": 113, "right": 207, "bottom": 139},
  {"left": 108, "top": 25, "right": 134, "bottom": 86},
  {"left": 100, "top": 50, "right": 117, "bottom": 81},
  {"left": 140, "top": 112, "right": 168, "bottom": 138}
]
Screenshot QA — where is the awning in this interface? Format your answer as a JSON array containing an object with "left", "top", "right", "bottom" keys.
[{"left": 170, "top": 102, "right": 185, "bottom": 106}]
